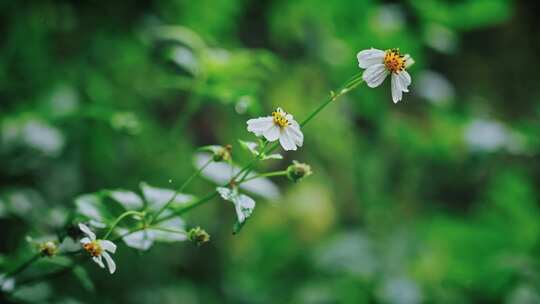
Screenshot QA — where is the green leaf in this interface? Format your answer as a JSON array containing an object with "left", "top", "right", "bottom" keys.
[
  {"left": 238, "top": 140, "right": 259, "bottom": 156},
  {"left": 73, "top": 266, "right": 95, "bottom": 292},
  {"left": 261, "top": 153, "right": 283, "bottom": 160},
  {"left": 232, "top": 220, "right": 246, "bottom": 235}
]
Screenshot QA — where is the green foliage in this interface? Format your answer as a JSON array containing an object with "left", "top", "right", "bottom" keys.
[{"left": 1, "top": 0, "right": 539, "bottom": 303}]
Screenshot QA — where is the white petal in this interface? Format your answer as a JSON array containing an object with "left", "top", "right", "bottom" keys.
[
  {"left": 263, "top": 125, "right": 280, "bottom": 142},
  {"left": 235, "top": 194, "right": 255, "bottom": 223},
  {"left": 78, "top": 223, "right": 96, "bottom": 241},
  {"left": 102, "top": 252, "right": 116, "bottom": 274},
  {"left": 391, "top": 74, "right": 403, "bottom": 103},
  {"left": 247, "top": 117, "right": 274, "bottom": 136},
  {"left": 217, "top": 186, "right": 233, "bottom": 201},
  {"left": 287, "top": 122, "right": 304, "bottom": 146},
  {"left": 404, "top": 54, "right": 415, "bottom": 68},
  {"left": 93, "top": 256, "right": 105, "bottom": 268},
  {"left": 279, "top": 129, "right": 297, "bottom": 151},
  {"left": 80, "top": 237, "right": 91, "bottom": 245},
  {"left": 362, "top": 64, "right": 389, "bottom": 88},
  {"left": 100, "top": 240, "right": 117, "bottom": 253},
  {"left": 397, "top": 70, "right": 411, "bottom": 92},
  {"left": 357, "top": 48, "right": 385, "bottom": 69}
]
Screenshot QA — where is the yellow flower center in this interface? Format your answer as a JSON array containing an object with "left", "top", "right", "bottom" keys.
[
  {"left": 83, "top": 240, "right": 103, "bottom": 257},
  {"left": 272, "top": 110, "right": 289, "bottom": 128},
  {"left": 384, "top": 48, "right": 406, "bottom": 74}
]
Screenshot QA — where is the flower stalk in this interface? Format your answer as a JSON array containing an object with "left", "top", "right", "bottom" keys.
[{"left": 151, "top": 157, "right": 214, "bottom": 223}]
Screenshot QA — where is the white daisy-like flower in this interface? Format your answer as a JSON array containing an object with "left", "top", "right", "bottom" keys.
[
  {"left": 79, "top": 223, "right": 117, "bottom": 274},
  {"left": 216, "top": 187, "right": 255, "bottom": 224},
  {"left": 246, "top": 107, "right": 304, "bottom": 151},
  {"left": 357, "top": 48, "right": 414, "bottom": 103}
]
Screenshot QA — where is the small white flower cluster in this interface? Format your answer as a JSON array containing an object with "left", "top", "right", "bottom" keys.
[
  {"left": 220, "top": 46, "right": 415, "bottom": 225},
  {"left": 247, "top": 107, "right": 304, "bottom": 151},
  {"left": 357, "top": 47, "right": 414, "bottom": 103},
  {"left": 29, "top": 47, "right": 415, "bottom": 280},
  {"left": 79, "top": 223, "right": 117, "bottom": 274}
]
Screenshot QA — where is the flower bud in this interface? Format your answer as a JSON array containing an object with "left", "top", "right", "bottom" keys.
[
  {"left": 39, "top": 241, "right": 58, "bottom": 257},
  {"left": 286, "top": 161, "right": 313, "bottom": 183},
  {"left": 188, "top": 227, "right": 210, "bottom": 246},
  {"left": 213, "top": 145, "right": 232, "bottom": 162}
]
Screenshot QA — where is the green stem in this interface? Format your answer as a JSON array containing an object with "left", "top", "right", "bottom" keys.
[
  {"left": 241, "top": 170, "right": 288, "bottom": 183},
  {"left": 103, "top": 210, "right": 144, "bottom": 240},
  {"left": 236, "top": 74, "right": 363, "bottom": 184},
  {"left": 5, "top": 253, "right": 41, "bottom": 278},
  {"left": 235, "top": 141, "right": 269, "bottom": 183},
  {"left": 155, "top": 192, "right": 218, "bottom": 223},
  {"left": 149, "top": 226, "right": 186, "bottom": 235},
  {"left": 151, "top": 157, "right": 213, "bottom": 223}
]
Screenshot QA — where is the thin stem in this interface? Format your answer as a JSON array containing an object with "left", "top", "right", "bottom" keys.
[
  {"left": 103, "top": 210, "right": 144, "bottom": 240},
  {"left": 237, "top": 73, "right": 363, "bottom": 184},
  {"left": 151, "top": 157, "right": 213, "bottom": 223},
  {"left": 155, "top": 192, "right": 218, "bottom": 223},
  {"left": 149, "top": 226, "right": 186, "bottom": 235},
  {"left": 238, "top": 142, "right": 268, "bottom": 181},
  {"left": 5, "top": 253, "right": 41, "bottom": 278},
  {"left": 241, "top": 170, "right": 288, "bottom": 183}
]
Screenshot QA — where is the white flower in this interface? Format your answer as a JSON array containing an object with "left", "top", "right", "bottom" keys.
[
  {"left": 79, "top": 223, "right": 117, "bottom": 274},
  {"left": 216, "top": 187, "right": 255, "bottom": 224},
  {"left": 357, "top": 48, "right": 414, "bottom": 103},
  {"left": 246, "top": 107, "right": 304, "bottom": 151}
]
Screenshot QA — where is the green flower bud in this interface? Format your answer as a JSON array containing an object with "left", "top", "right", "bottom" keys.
[
  {"left": 188, "top": 227, "right": 210, "bottom": 246},
  {"left": 39, "top": 241, "right": 58, "bottom": 257},
  {"left": 286, "top": 161, "right": 313, "bottom": 183}
]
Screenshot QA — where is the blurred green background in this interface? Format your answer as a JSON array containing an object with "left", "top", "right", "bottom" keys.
[{"left": 2, "top": 0, "right": 540, "bottom": 303}]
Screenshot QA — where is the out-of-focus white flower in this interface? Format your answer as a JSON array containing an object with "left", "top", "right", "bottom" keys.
[
  {"left": 0, "top": 274, "right": 15, "bottom": 292},
  {"left": 247, "top": 107, "right": 304, "bottom": 151},
  {"left": 464, "top": 118, "right": 523, "bottom": 153},
  {"left": 372, "top": 5, "right": 405, "bottom": 32},
  {"left": 424, "top": 23, "right": 457, "bottom": 54},
  {"left": 216, "top": 187, "right": 255, "bottom": 224},
  {"left": 79, "top": 223, "right": 117, "bottom": 274},
  {"left": 357, "top": 48, "right": 414, "bottom": 103},
  {"left": 416, "top": 70, "right": 454, "bottom": 104},
  {"left": 194, "top": 153, "right": 281, "bottom": 200}
]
